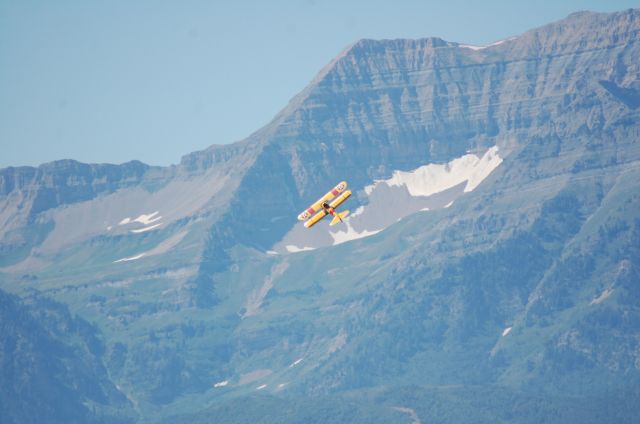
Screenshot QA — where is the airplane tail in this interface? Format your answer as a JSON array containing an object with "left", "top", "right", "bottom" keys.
[{"left": 330, "top": 210, "right": 349, "bottom": 226}]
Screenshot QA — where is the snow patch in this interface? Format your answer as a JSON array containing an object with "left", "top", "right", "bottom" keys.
[
  {"left": 130, "top": 223, "right": 162, "bottom": 233},
  {"left": 277, "top": 383, "right": 287, "bottom": 390},
  {"left": 383, "top": 145, "right": 502, "bottom": 197},
  {"left": 460, "top": 44, "right": 485, "bottom": 51},
  {"left": 285, "top": 245, "right": 315, "bottom": 253},
  {"left": 330, "top": 222, "right": 381, "bottom": 245},
  {"left": 489, "top": 37, "right": 517, "bottom": 47},
  {"left": 464, "top": 146, "right": 503, "bottom": 192},
  {"left": 113, "top": 253, "right": 145, "bottom": 263},
  {"left": 256, "top": 384, "right": 267, "bottom": 390},
  {"left": 133, "top": 211, "right": 161, "bottom": 225},
  {"left": 273, "top": 146, "right": 503, "bottom": 253},
  {"left": 266, "top": 250, "right": 279, "bottom": 255},
  {"left": 117, "top": 211, "right": 163, "bottom": 233},
  {"left": 214, "top": 380, "right": 229, "bottom": 388},
  {"left": 502, "top": 327, "right": 512, "bottom": 337},
  {"left": 458, "top": 38, "right": 514, "bottom": 51},
  {"left": 289, "top": 358, "right": 303, "bottom": 368}
]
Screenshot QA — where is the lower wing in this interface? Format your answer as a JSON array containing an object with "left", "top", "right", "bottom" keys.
[{"left": 304, "top": 210, "right": 327, "bottom": 228}]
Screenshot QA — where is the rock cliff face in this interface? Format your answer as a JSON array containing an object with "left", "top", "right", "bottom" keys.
[{"left": 1, "top": 9, "right": 639, "bottom": 423}]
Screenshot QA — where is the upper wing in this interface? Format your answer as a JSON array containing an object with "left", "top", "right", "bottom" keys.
[
  {"left": 297, "top": 181, "right": 347, "bottom": 221},
  {"left": 329, "top": 189, "right": 352, "bottom": 209}
]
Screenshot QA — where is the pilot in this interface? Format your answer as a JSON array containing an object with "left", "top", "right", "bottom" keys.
[{"left": 321, "top": 201, "right": 336, "bottom": 216}]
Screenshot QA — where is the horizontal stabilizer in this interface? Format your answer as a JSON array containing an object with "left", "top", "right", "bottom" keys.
[{"left": 330, "top": 210, "right": 349, "bottom": 226}]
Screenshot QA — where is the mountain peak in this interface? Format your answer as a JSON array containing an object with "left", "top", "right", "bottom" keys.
[
  {"left": 350, "top": 36, "right": 451, "bottom": 49},
  {"left": 499, "top": 7, "right": 640, "bottom": 59},
  {"left": 2, "top": 9, "right": 640, "bottom": 421}
]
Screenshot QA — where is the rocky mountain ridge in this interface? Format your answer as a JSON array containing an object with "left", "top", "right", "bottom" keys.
[{"left": 1, "top": 8, "right": 639, "bottom": 423}]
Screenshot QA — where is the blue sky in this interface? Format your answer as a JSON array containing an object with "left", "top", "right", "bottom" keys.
[{"left": 1, "top": 0, "right": 638, "bottom": 168}]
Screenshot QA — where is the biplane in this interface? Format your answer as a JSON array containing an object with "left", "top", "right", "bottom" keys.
[{"left": 297, "top": 181, "right": 352, "bottom": 228}]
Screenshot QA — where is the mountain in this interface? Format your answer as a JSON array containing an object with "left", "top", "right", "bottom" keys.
[
  {"left": 0, "top": 288, "right": 135, "bottom": 423},
  {"left": 1, "top": 8, "right": 640, "bottom": 423}
]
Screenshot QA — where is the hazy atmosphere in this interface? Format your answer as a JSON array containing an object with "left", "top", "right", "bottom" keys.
[
  {"left": 1, "top": 2, "right": 639, "bottom": 423},
  {"left": 1, "top": 0, "right": 637, "bottom": 167}
]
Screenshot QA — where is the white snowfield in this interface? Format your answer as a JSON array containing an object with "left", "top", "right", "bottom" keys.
[
  {"left": 289, "top": 358, "right": 303, "bottom": 368},
  {"left": 118, "top": 211, "right": 163, "bottom": 233},
  {"left": 383, "top": 145, "right": 502, "bottom": 196},
  {"left": 133, "top": 211, "right": 162, "bottom": 225},
  {"left": 118, "top": 212, "right": 161, "bottom": 226},
  {"left": 214, "top": 380, "right": 229, "bottom": 388},
  {"left": 130, "top": 223, "right": 162, "bottom": 233},
  {"left": 113, "top": 253, "right": 145, "bottom": 263},
  {"left": 459, "top": 37, "right": 515, "bottom": 51},
  {"left": 275, "top": 146, "right": 504, "bottom": 252},
  {"left": 459, "top": 44, "right": 485, "bottom": 51},
  {"left": 285, "top": 245, "right": 315, "bottom": 253},
  {"left": 330, "top": 222, "right": 381, "bottom": 245},
  {"left": 502, "top": 327, "right": 512, "bottom": 336}
]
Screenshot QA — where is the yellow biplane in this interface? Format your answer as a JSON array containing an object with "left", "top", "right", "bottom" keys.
[{"left": 297, "top": 181, "right": 352, "bottom": 228}]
